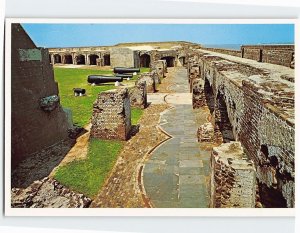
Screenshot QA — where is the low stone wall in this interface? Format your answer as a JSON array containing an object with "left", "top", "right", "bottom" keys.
[
  {"left": 210, "top": 142, "right": 256, "bottom": 208},
  {"left": 241, "top": 45, "right": 294, "bottom": 68},
  {"left": 136, "top": 72, "right": 156, "bottom": 93},
  {"left": 90, "top": 88, "right": 131, "bottom": 140},
  {"left": 129, "top": 81, "right": 147, "bottom": 109},
  {"left": 11, "top": 177, "right": 91, "bottom": 208},
  {"left": 203, "top": 48, "right": 241, "bottom": 57}
]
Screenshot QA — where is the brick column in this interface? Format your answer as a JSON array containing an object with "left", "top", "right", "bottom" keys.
[{"left": 90, "top": 88, "right": 131, "bottom": 140}]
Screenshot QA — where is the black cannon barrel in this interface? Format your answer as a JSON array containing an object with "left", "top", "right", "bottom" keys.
[
  {"left": 115, "top": 73, "right": 133, "bottom": 78},
  {"left": 113, "top": 67, "right": 140, "bottom": 74},
  {"left": 87, "top": 75, "right": 123, "bottom": 84}
]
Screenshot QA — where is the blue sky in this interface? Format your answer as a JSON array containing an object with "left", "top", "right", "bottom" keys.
[{"left": 21, "top": 24, "right": 294, "bottom": 48}]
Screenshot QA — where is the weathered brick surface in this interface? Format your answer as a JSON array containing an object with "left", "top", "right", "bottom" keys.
[
  {"left": 151, "top": 60, "right": 166, "bottom": 79},
  {"left": 11, "top": 24, "right": 69, "bottom": 168},
  {"left": 136, "top": 72, "right": 156, "bottom": 93},
  {"left": 11, "top": 177, "right": 91, "bottom": 208},
  {"left": 90, "top": 88, "right": 131, "bottom": 140},
  {"left": 129, "top": 81, "right": 147, "bottom": 108},
  {"left": 188, "top": 48, "right": 295, "bottom": 207},
  {"left": 197, "top": 123, "right": 214, "bottom": 142},
  {"left": 210, "top": 142, "right": 256, "bottom": 208}
]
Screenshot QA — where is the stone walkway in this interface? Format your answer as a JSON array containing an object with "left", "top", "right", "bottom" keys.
[{"left": 143, "top": 67, "right": 211, "bottom": 208}]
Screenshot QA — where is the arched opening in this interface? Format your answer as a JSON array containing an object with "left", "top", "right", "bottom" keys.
[
  {"left": 140, "top": 54, "right": 151, "bottom": 68},
  {"left": 54, "top": 54, "right": 62, "bottom": 64},
  {"left": 89, "top": 54, "right": 99, "bottom": 65},
  {"left": 179, "top": 56, "right": 186, "bottom": 66},
  {"left": 64, "top": 54, "right": 73, "bottom": 64},
  {"left": 76, "top": 54, "right": 86, "bottom": 65},
  {"left": 49, "top": 54, "right": 52, "bottom": 63},
  {"left": 161, "top": 56, "right": 175, "bottom": 67},
  {"left": 103, "top": 54, "right": 110, "bottom": 66},
  {"left": 204, "top": 78, "right": 214, "bottom": 114},
  {"left": 215, "top": 91, "right": 235, "bottom": 143}
]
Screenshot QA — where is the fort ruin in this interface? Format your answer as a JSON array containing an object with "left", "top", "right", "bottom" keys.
[{"left": 10, "top": 23, "right": 295, "bottom": 209}]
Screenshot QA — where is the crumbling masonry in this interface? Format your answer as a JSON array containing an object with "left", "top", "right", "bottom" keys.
[
  {"left": 187, "top": 48, "right": 295, "bottom": 208},
  {"left": 90, "top": 88, "right": 131, "bottom": 140}
]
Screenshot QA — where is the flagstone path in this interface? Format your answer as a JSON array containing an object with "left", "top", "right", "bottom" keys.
[{"left": 143, "top": 67, "right": 212, "bottom": 208}]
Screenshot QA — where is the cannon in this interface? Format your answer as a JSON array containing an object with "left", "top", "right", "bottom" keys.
[
  {"left": 113, "top": 67, "right": 140, "bottom": 74},
  {"left": 87, "top": 75, "right": 123, "bottom": 84},
  {"left": 115, "top": 73, "right": 133, "bottom": 78},
  {"left": 73, "top": 88, "right": 86, "bottom": 96}
]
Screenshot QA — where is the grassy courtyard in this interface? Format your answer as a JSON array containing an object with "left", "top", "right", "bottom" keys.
[
  {"left": 54, "top": 67, "right": 149, "bottom": 127},
  {"left": 53, "top": 67, "right": 146, "bottom": 198}
]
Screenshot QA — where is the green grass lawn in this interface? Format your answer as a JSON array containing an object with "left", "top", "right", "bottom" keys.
[
  {"left": 53, "top": 67, "right": 146, "bottom": 198},
  {"left": 54, "top": 67, "right": 150, "bottom": 127},
  {"left": 54, "top": 139, "right": 123, "bottom": 198},
  {"left": 54, "top": 68, "right": 115, "bottom": 127}
]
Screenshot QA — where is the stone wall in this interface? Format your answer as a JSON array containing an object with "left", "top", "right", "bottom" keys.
[
  {"left": 241, "top": 45, "right": 294, "bottom": 68},
  {"left": 210, "top": 142, "right": 256, "bottom": 208},
  {"left": 203, "top": 45, "right": 295, "bottom": 68},
  {"left": 188, "top": 48, "right": 295, "bottom": 207},
  {"left": 203, "top": 48, "right": 241, "bottom": 57},
  {"left": 110, "top": 47, "right": 136, "bottom": 67},
  {"left": 129, "top": 81, "right": 147, "bottom": 109},
  {"left": 11, "top": 24, "right": 69, "bottom": 168},
  {"left": 90, "top": 88, "right": 131, "bottom": 140}
]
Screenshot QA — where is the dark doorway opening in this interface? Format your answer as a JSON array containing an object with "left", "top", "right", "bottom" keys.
[
  {"left": 215, "top": 91, "right": 235, "bottom": 143},
  {"left": 103, "top": 54, "right": 110, "bottom": 66},
  {"left": 76, "top": 54, "right": 86, "bottom": 65},
  {"left": 54, "top": 54, "right": 62, "bottom": 64},
  {"left": 204, "top": 78, "right": 215, "bottom": 114},
  {"left": 179, "top": 56, "right": 186, "bottom": 66},
  {"left": 140, "top": 54, "right": 151, "bottom": 67},
  {"left": 161, "top": 56, "right": 175, "bottom": 67},
  {"left": 64, "top": 54, "right": 73, "bottom": 64},
  {"left": 89, "top": 54, "right": 99, "bottom": 65}
]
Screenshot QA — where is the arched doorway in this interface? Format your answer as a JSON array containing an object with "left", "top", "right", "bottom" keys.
[
  {"left": 161, "top": 56, "right": 175, "bottom": 67},
  {"left": 64, "top": 54, "right": 73, "bottom": 64},
  {"left": 89, "top": 54, "right": 99, "bottom": 65},
  {"left": 215, "top": 91, "right": 235, "bottom": 143},
  {"left": 54, "top": 54, "right": 62, "bottom": 64},
  {"left": 76, "top": 54, "right": 86, "bottom": 65},
  {"left": 140, "top": 54, "right": 151, "bottom": 67},
  {"left": 103, "top": 54, "right": 110, "bottom": 66},
  {"left": 179, "top": 56, "right": 186, "bottom": 66}
]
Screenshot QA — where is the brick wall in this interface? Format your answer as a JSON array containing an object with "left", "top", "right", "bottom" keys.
[{"left": 188, "top": 49, "right": 295, "bottom": 207}]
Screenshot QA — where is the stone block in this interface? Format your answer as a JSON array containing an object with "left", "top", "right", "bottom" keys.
[
  {"left": 197, "top": 122, "right": 214, "bottom": 142},
  {"left": 90, "top": 88, "right": 131, "bottom": 140},
  {"left": 129, "top": 81, "right": 147, "bottom": 108},
  {"left": 210, "top": 142, "right": 256, "bottom": 208},
  {"left": 151, "top": 60, "right": 166, "bottom": 79},
  {"left": 136, "top": 72, "right": 156, "bottom": 93}
]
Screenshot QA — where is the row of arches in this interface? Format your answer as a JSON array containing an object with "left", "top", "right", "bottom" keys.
[{"left": 50, "top": 54, "right": 110, "bottom": 66}]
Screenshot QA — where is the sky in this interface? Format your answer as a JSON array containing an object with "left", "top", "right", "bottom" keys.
[{"left": 21, "top": 24, "right": 294, "bottom": 48}]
